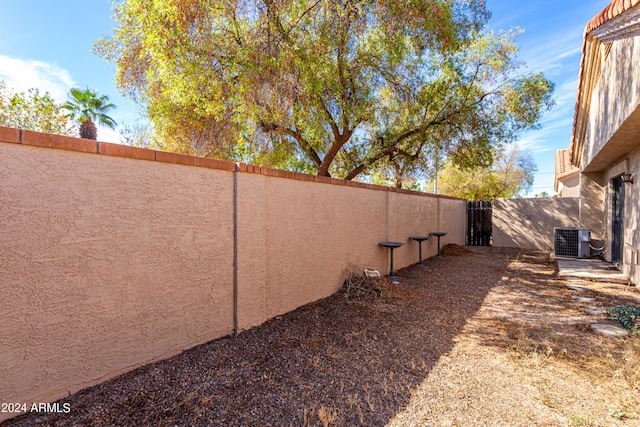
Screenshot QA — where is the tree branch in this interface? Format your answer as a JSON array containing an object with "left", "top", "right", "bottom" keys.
[
  {"left": 318, "top": 97, "right": 341, "bottom": 142},
  {"left": 343, "top": 125, "right": 429, "bottom": 181},
  {"left": 260, "top": 121, "right": 323, "bottom": 169}
]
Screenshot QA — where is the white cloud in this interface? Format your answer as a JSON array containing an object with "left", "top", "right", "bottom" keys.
[
  {"left": 521, "top": 39, "right": 583, "bottom": 76},
  {"left": 97, "top": 125, "right": 121, "bottom": 144},
  {"left": 552, "top": 78, "right": 580, "bottom": 108},
  {"left": 0, "top": 55, "right": 75, "bottom": 101},
  {"left": 0, "top": 55, "right": 124, "bottom": 143}
]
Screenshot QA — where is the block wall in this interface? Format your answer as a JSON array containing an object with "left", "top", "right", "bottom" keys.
[{"left": 0, "top": 126, "right": 465, "bottom": 420}]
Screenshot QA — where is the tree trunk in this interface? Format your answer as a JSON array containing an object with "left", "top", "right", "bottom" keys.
[{"left": 79, "top": 118, "right": 98, "bottom": 140}]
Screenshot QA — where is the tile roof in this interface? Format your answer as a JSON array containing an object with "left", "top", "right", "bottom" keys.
[
  {"left": 570, "top": 0, "right": 640, "bottom": 167},
  {"left": 586, "top": 0, "right": 640, "bottom": 35},
  {"left": 555, "top": 149, "right": 578, "bottom": 177},
  {"left": 554, "top": 149, "right": 579, "bottom": 192}
]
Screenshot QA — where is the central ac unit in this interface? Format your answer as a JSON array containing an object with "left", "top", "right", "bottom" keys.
[{"left": 554, "top": 227, "right": 590, "bottom": 258}]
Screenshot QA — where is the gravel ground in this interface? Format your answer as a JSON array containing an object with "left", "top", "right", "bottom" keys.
[{"left": 4, "top": 246, "right": 640, "bottom": 427}]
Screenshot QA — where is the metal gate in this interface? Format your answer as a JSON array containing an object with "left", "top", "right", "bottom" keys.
[{"left": 466, "top": 201, "right": 492, "bottom": 246}]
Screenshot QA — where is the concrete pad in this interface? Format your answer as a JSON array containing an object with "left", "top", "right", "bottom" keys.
[
  {"left": 556, "top": 257, "right": 628, "bottom": 283},
  {"left": 591, "top": 323, "right": 629, "bottom": 338}
]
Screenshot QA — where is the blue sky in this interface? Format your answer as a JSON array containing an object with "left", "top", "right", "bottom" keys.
[{"left": 0, "top": 0, "right": 611, "bottom": 196}]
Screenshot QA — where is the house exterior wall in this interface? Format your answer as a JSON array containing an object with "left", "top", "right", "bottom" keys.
[
  {"left": 558, "top": 173, "right": 581, "bottom": 197},
  {"left": 624, "top": 148, "right": 640, "bottom": 284},
  {"left": 492, "top": 197, "right": 580, "bottom": 250},
  {"left": 0, "top": 126, "right": 465, "bottom": 420},
  {"left": 555, "top": 149, "right": 581, "bottom": 197},
  {"left": 583, "top": 38, "right": 640, "bottom": 171},
  {"left": 600, "top": 149, "right": 640, "bottom": 281},
  {"left": 579, "top": 35, "right": 640, "bottom": 286},
  {"left": 578, "top": 172, "right": 606, "bottom": 241}
]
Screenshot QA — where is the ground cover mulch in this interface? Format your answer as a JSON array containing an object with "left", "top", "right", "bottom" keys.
[{"left": 4, "top": 246, "right": 640, "bottom": 426}]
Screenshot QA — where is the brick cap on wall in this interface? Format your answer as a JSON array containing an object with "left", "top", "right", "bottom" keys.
[{"left": 0, "top": 125, "right": 461, "bottom": 200}]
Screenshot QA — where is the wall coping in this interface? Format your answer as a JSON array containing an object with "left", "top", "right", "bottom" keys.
[{"left": 0, "top": 125, "right": 462, "bottom": 200}]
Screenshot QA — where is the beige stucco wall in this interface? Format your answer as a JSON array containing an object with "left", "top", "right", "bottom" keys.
[
  {"left": 578, "top": 172, "right": 605, "bottom": 241},
  {"left": 492, "top": 197, "right": 580, "bottom": 250},
  {"left": 558, "top": 172, "right": 581, "bottom": 197},
  {"left": 584, "top": 37, "right": 640, "bottom": 172},
  {"left": 238, "top": 173, "right": 466, "bottom": 325},
  {"left": 600, "top": 150, "right": 640, "bottom": 284},
  {"left": 239, "top": 174, "right": 390, "bottom": 324},
  {"left": 0, "top": 128, "right": 466, "bottom": 420},
  {"left": 623, "top": 149, "right": 640, "bottom": 285},
  {"left": 438, "top": 197, "right": 467, "bottom": 246},
  {"left": 0, "top": 141, "right": 235, "bottom": 416},
  {"left": 387, "top": 192, "right": 466, "bottom": 269},
  {"left": 578, "top": 35, "right": 640, "bottom": 286}
]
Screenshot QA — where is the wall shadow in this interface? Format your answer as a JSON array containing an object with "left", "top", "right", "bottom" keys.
[
  {"left": 492, "top": 198, "right": 580, "bottom": 250},
  {"left": 458, "top": 250, "right": 640, "bottom": 372},
  {"left": 3, "top": 247, "right": 513, "bottom": 427}
]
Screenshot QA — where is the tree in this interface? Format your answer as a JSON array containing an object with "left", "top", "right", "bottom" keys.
[
  {"left": 118, "top": 120, "right": 157, "bottom": 148},
  {"left": 97, "top": 0, "right": 554, "bottom": 180},
  {"left": 435, "top": 144, "right": 536, "bottom": 200},
  {"left": 0, "top": 80, "right": 75, "bottom": 135},
  {"left": 63, "top": 88, "right": 117, "bottom": 140},
  {"left": 365, "top": 145, "right": 435, "bottom": 189}
]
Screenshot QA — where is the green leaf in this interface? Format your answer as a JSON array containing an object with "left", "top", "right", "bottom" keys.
[{"left": 98, "top": 0, "right": 553, "bottom": 183}]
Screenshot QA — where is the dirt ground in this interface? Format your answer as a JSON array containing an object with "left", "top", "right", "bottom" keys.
[{"left": 4, "top": 246, "right": 640, "bottom": 427}]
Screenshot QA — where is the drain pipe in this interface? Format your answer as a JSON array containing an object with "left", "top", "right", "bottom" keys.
[{"left": 233, "top": 163, "right": 239, "bottom": 336}]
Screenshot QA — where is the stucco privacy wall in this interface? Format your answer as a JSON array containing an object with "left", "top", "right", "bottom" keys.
[
  {"left": 253, "top": 176, "right": 386, "bottom": 323},
  {"left": 0, "top": 126, "right": 465, "bottom": 419},
  {"left": 236, "top": 165, "right": 465, "bottom": 328},
  {"left": 389, "top": 193, "right": 457, "bottom": 264},
  {"left": 492, "top": 197, "right": 580, "bottom": 250},
  {"left": 0, "top": 135, "right": 235, "bottom": 417},
  {"left": 235, "top": 172, "right": 389, "bottom": 327}
]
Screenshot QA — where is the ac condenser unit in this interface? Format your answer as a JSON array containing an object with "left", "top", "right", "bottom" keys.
[{"left": 554, "top": 227, "right": 590, "bottom": 258}]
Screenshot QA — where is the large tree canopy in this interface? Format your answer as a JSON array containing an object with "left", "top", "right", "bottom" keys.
[
  {"left": 97, "top": 0, "right": 554, "bottom": 180},
  {"left": 435, "top": 144, "right": 537, "bottom": 200}
]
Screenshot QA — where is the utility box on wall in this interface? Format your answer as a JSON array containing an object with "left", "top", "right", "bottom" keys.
[{"left": 554, "top": 227, "right": 590, "bottom": 258}]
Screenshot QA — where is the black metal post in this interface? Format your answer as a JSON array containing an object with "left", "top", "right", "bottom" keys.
[
  {"left": 429, "top": 232, "right": 447, "bottom": 257},
  {"left": 389, "top": 246, "right": 396, "bottom": 276},
  {"left": 379, "top": 241, "right": 403, "bottom": 279},
  {"left": 410, "top": 237, "right": 429, "bottom": 266}
]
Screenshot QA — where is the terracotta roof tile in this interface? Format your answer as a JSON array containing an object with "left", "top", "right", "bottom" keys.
[
  {"left": 585, "top": 0, "right": 640, "bottom": 34},
  {"left": 555, "top": 149, "right": 578, "bottom": 176},
  {"left": 555, "top": 149, "right": 580, "bottom": 192},
  {"left": 570, "top": 0, "right": 640, "bottom": 166}
]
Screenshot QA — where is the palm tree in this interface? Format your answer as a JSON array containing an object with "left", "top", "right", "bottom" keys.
[{"left": 63, "top": 88, "right": 117, "bottom": 140}]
